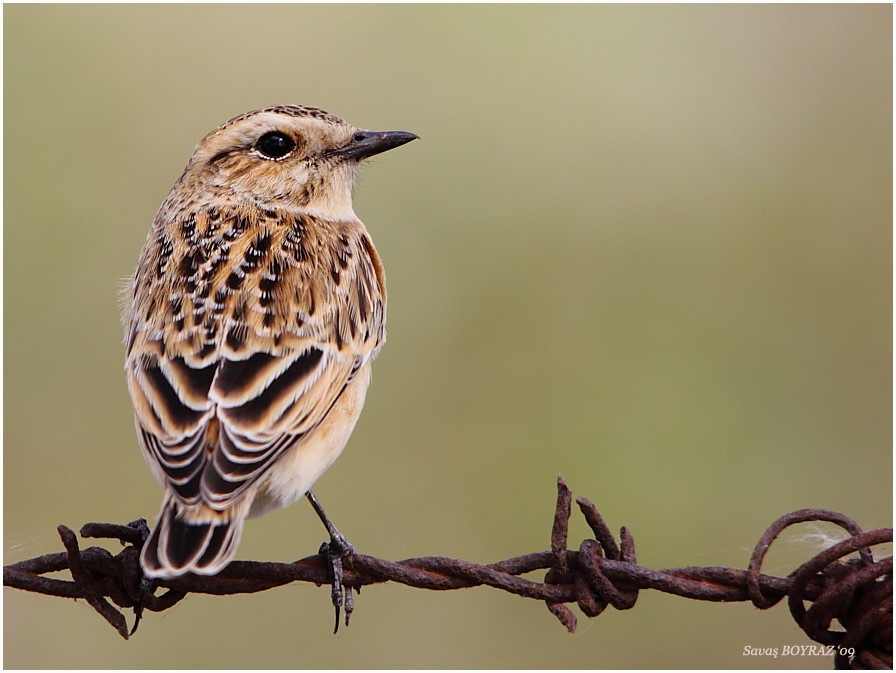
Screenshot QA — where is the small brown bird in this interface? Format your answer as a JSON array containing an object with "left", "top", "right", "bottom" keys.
[{"left": 123, "top": 105, "right": 416, "bottom": 582}]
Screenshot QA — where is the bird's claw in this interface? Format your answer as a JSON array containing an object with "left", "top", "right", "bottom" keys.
[
  {"left": 127, "top": 519, "right": 153, "bottom": 636},
  {"left": 130, "top": 577, "right": 154, "bottom": 636},
  {"left": 319, "top": 532, "right": 354, "bottom": 633}
]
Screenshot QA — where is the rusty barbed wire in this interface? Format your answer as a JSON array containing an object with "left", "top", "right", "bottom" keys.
[{"left": 4, "top": 476, "right": 891, "bottom": 669}]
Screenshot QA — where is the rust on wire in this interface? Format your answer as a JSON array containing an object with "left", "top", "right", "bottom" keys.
[{"left": 4, "top": 477, "right": 891, "bottom": 669}]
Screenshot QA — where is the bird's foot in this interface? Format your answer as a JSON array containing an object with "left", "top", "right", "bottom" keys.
[
  {"left": 307, "top": 491, "right": 356, "bottom": 633},
  {"left": 318, "top": 531, "right": 355, "bottom": 633},
  {"left": 126, "top": 518, "right": 153, "bottom": 636}
]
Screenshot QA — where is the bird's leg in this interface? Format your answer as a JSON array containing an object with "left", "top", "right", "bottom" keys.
[{"left": 306, "top": 490, "right": 354, "bottom": 632}]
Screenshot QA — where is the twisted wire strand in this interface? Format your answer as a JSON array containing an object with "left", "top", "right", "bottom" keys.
[{"left": 4, "top": 476, "right": 890, "bottom": 669}]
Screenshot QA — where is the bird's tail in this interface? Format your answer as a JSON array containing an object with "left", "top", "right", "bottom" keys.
[{"left": 140, "top": 496, "right": 244, "bottom": 578}]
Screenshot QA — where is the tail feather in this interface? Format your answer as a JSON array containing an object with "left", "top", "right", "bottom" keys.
[{"left": 141, "top": 497, "right": 243, "bottom": 578}]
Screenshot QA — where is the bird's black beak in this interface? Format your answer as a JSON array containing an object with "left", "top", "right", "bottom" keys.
[{"left": 330, "top": 130, "right": 419, "bottom": 161}]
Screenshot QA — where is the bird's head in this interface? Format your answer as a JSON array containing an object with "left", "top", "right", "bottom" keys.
[{"left": 179, "top": 105, "right": 418, "bottom": 220}]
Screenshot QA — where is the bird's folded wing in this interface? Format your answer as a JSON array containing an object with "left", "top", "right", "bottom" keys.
[{"left": 128, "top": 345, "right": 361, "bottom": 510}]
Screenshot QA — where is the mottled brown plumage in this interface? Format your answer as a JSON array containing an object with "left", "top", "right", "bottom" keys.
[{"left": 123, "top": 105, "right": 416, "bottom": 577}]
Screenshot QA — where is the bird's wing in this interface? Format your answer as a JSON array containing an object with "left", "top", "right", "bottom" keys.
[
  {"left": 127, "top": 347, "right": 216, "bottom": 505},
  {"left": 127, "top": 344, "right": 363, "bottom": 510},
  {"left": 204, "top": 346, "right": 364, "bottom": 507}
]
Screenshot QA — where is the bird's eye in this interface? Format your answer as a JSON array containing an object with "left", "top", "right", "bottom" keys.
[{"left": 255, "top": 131, "right": 296, "bottom": 159}]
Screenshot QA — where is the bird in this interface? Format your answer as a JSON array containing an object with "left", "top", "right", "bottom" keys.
[{"left": 122, "top": 105, "right": 417, "bottom": 586}]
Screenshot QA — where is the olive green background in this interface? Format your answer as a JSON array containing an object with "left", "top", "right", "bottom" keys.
[{"left": 4, "top": 4, "right": 891, "bottom": 669}]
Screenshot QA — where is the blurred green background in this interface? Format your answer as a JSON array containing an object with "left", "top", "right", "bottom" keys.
[{"left": 4, "top": 4, "right": 891, "bottom": 669}]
